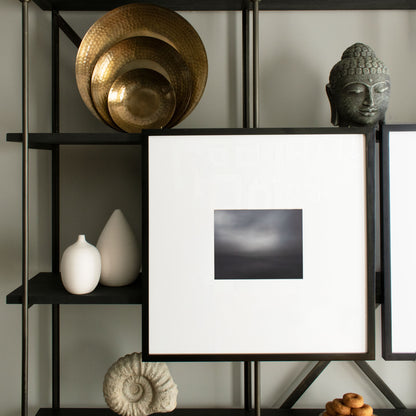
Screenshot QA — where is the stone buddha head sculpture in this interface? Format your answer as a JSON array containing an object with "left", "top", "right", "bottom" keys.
[{"left": 326, "top": 43, "right": 391, "bottom": 127}]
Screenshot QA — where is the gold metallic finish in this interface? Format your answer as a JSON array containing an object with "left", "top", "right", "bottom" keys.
[
  {"left": 91, "top": 36, "right": 192, "bottom": 129},
  {"left": 75, "top": 3, "right": 208, "bottom": 124},
  {"left": 108, "top": 68, "right": 176, "bottom": 133}
]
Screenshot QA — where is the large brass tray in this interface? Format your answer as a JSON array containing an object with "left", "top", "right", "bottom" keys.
[{"left": 76, "top": 3, "right": 208, "bottom": 125}]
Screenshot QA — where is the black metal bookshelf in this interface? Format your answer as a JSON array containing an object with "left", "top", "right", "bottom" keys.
[
  {"left": 31, "top": 0, "right": 416, "bottom": 11},
  {"left": 6, "top": 273, "right": 142, "bottom": 305},
  {"left": 9, "top": 0, "right": 416, "bottom": 415},
  {"left": 33, "top": 409, "right": 416, "bottom": 416},
  {"left": 34, "top": 410, "right": 311, "bottom": 416},
  {"left": 36, "top": 410, "right": 119, "bottom": 416},
  {"left": 6, "top": 133, "right": 143, "bottom": 149}
]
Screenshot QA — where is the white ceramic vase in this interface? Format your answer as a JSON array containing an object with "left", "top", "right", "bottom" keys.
[
  {"left": 97, "top": 209, "right": 140, "bottom": 287},
  {"left": 60, "top": 234, "right": 101, "bottom": 295}
]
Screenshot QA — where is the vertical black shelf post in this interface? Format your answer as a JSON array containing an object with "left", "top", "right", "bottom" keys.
[
  {"left": 242, "top": 5, "right": 252, "bottom": 412},
  {"left": 252, "top": 0, "right": 259, "bottom": 130},
  {"left": 51, "top": 8, "right": 60, "bottom": 410},
  {"left": 242, "top": 7, "right": 250, "bottom": 131},
  {"left": 252, "top": 1, "right": 261, "bottom": 415},
  {"left": 21, "top": 1, "right": 30, "bottom": 416}
]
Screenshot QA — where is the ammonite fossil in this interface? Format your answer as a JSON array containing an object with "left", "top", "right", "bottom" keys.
[{"left": 103, "top": 352, "right": 178, "bottom": 416}]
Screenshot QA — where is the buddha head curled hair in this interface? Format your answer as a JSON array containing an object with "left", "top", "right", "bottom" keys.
[{"left": 326, "top": 43, "right": 391, "bottom": 127}]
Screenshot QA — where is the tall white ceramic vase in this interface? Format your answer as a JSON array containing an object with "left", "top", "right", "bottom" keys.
[
  {"left": 97, "top": 209, "right": 140, "bottom": 287},
  {"left": 60, "top": 234, "right": 101, "bottom": 295}
]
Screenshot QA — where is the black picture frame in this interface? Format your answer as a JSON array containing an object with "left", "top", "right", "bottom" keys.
[
  {"left": 381, "top": 124, "right": 416, "bottom": 360},
  {"left": 142, "top": 128, "right": 376, "bottom": 362}
]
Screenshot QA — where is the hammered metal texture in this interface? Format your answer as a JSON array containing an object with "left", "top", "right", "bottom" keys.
[
  {"left": 91, "top": 36, "right": 191, "bottom": 128},
  {"left": 75, "top": 3, "right": 208, "bottom": 124},
  {"left": 108, "top": 68, "right": 176, "bottom": 133}
]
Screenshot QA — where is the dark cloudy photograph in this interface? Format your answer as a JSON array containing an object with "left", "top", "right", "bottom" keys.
[{"left": 214, "top": 209, "right": 303, "bottom": 279}]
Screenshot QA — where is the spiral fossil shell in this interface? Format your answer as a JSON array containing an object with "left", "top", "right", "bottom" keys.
[{"left": 103, "top": 352, "right": 178, "bottom": 416}]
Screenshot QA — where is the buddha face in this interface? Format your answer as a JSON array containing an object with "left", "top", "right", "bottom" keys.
[{"left": 328, "top": 73, "right": 391, "bottom": 127}]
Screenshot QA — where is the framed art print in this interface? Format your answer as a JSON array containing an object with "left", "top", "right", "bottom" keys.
[
  {"left": 143, "top": 128, "right": 375, "bottom": 361},
  {"left": 381, "top": 124, "right": 416, "bottom": 360}
]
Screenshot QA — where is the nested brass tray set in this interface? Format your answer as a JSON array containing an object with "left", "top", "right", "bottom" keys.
[{"left": 75, "top": 3, "right": 208, "bottom": 132}]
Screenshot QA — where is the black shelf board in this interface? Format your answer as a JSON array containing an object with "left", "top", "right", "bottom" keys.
[
  {"left": 6, "top": 133, "right": 143, "bottom": 149},
  {"left": 6, "top": 272, "right": 142, "bottom": 305},
  {"left": 35, "top": 410, "right": 311, "bottom": 416},
  {"left": 36, "top": 409, "right": 119, "bottom": 415},
  {"left": 32, "top": 0, "right": 416, "bottom": 11},
  {"left": 34, "top": 409, "right": 416, "bottom": 416}
]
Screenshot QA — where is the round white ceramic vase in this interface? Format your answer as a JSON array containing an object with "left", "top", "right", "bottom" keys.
[
  {"left": 97, "top": 209, "right": 140, "bottom": 287},
  {"left": 60, "top": 234, "right": 101, "bottom": 295}
]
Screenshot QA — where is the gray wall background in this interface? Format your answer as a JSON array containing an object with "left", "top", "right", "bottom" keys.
[{"left": 1, "top": 1, "right": 416, "bottom": 415}]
